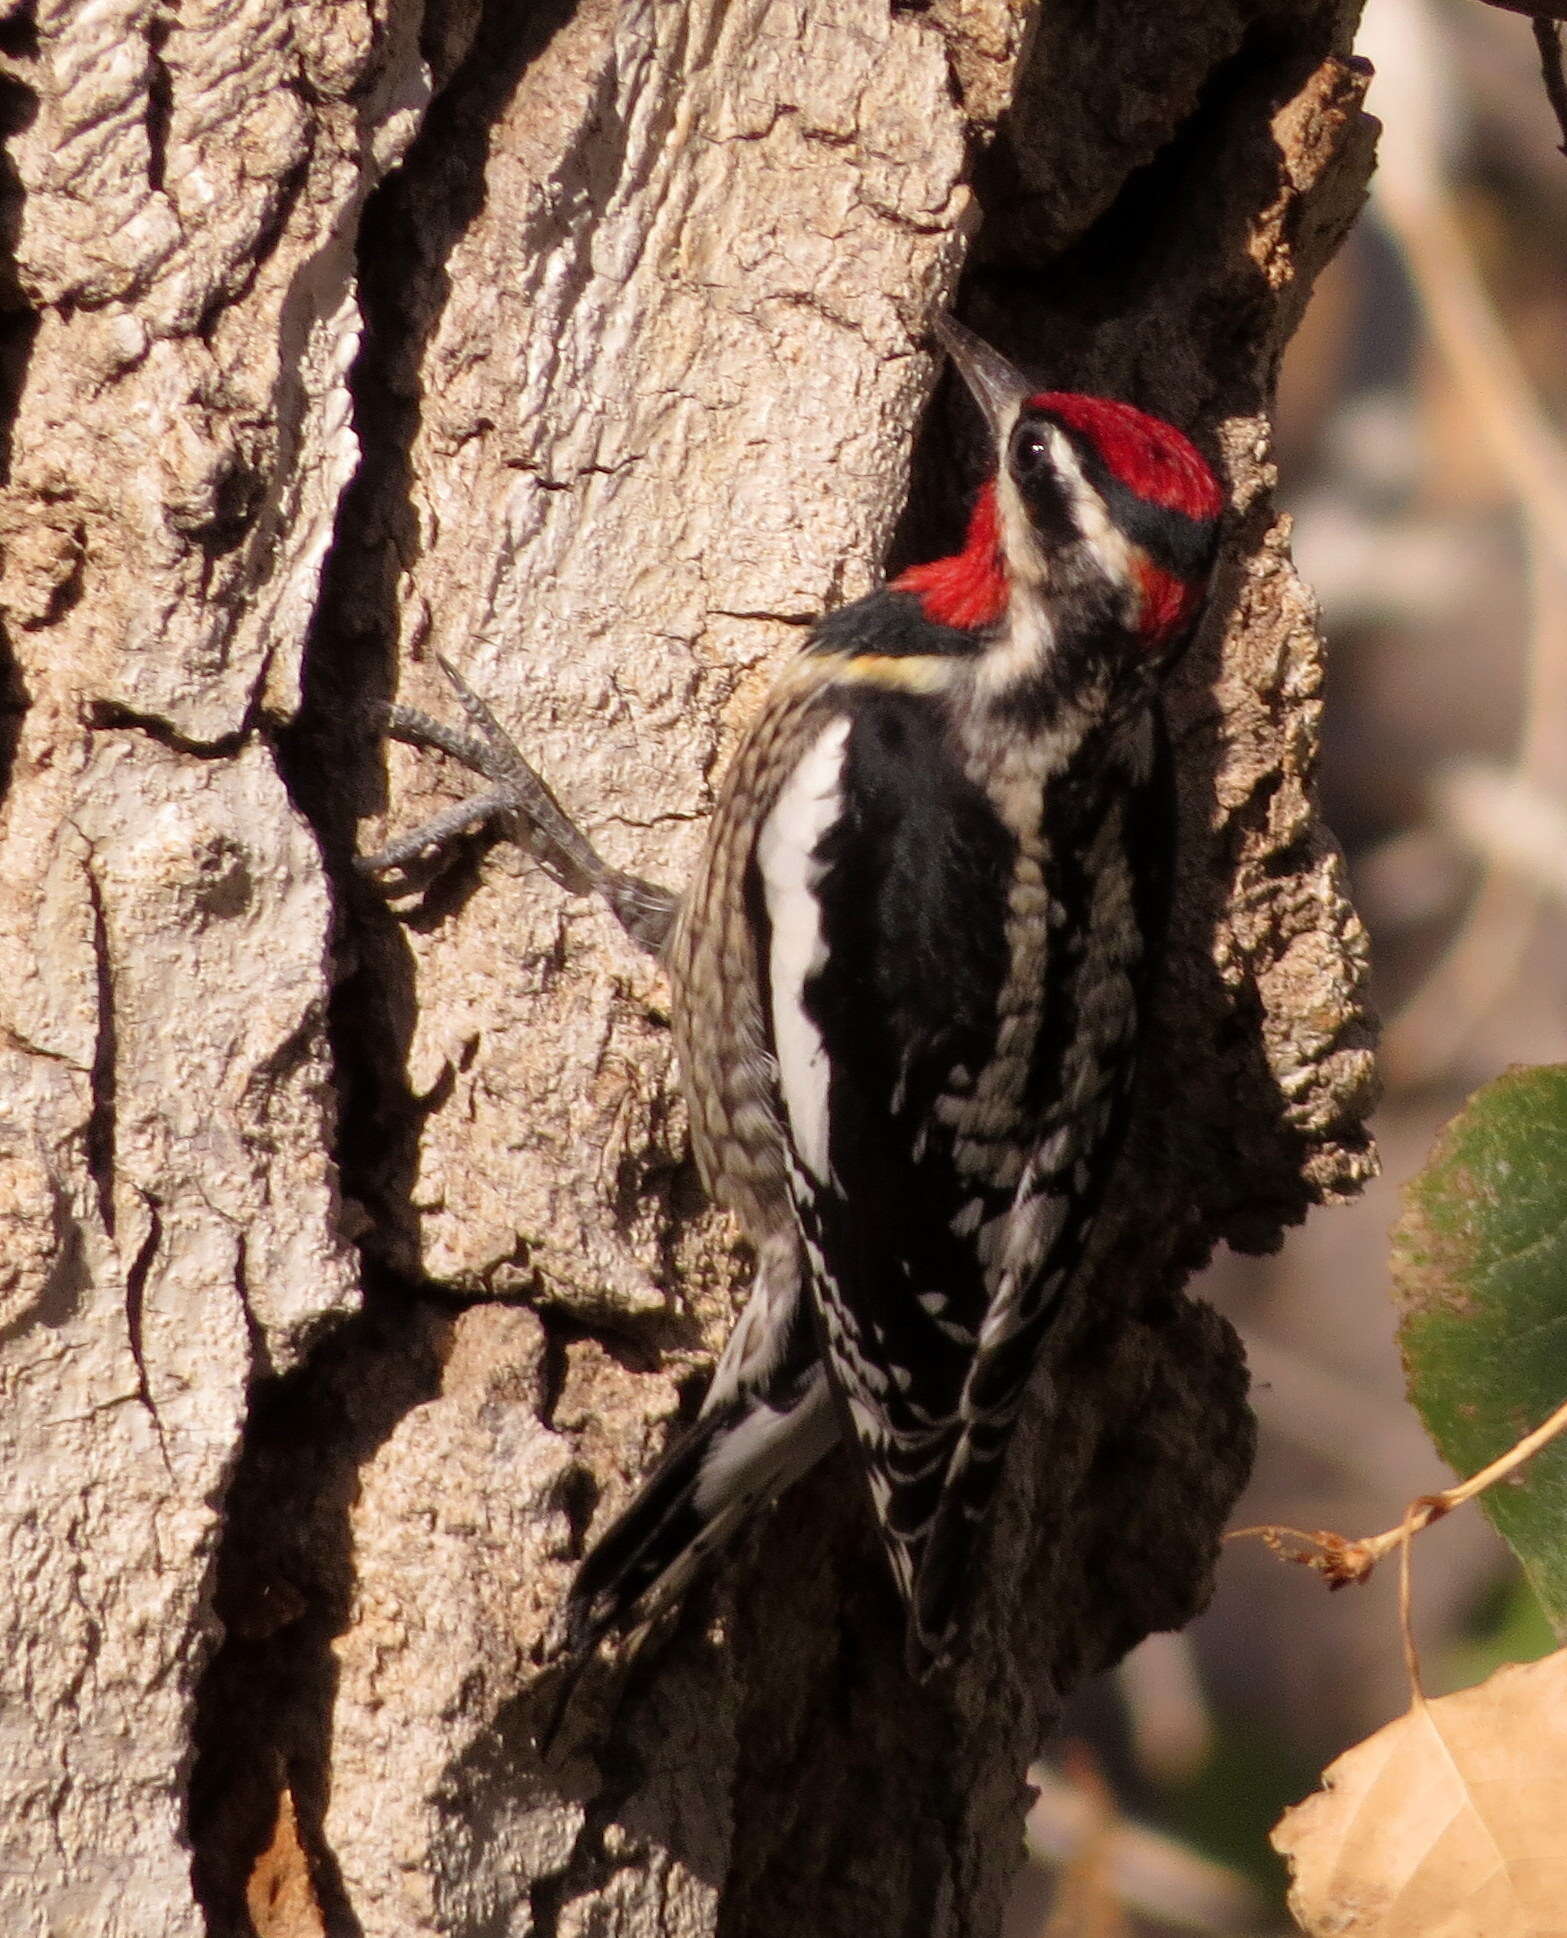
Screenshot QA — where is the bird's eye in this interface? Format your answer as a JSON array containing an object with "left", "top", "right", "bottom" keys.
[{"left": 1009, "top": 424, "right": 1049, "bottom": 479}]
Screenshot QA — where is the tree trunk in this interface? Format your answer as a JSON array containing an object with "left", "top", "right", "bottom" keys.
[{"left": 0, "top": 3, "right": 1376, "bottom": 1934}]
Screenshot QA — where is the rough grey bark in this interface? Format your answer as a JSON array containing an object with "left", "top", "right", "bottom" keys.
[{"left": 0, "top": 3, "right": 1376, "bottom": 1935}]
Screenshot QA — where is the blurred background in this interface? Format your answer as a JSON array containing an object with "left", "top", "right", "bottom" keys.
[{"left": 1008, "top": 0, "right": 1567, "bottom": 1929}]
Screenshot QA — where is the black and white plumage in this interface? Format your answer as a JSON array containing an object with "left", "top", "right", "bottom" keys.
[
  {"left": 363, "top": 316, "right": 1224, "bottom": 1678},
  {"left": 560, "top": 317, "right": 1226, "bottom": 1674}
]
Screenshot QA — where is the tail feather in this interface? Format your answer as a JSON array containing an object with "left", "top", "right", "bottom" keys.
[{"left": 564, "top": 1367, "right": 836, "bottom": 1656}]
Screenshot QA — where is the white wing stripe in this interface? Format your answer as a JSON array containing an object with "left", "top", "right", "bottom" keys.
[
  {"left": 756, "top": 716, "right": 851, "bottom": 1185},
  {"left": 693, "top": 1371, "right": 837, "bottom": 1517}
]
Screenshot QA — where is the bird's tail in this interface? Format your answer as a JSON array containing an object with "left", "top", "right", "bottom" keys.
[{"left": 563, "top": 1364, "right": 837, "bottom": 1657}]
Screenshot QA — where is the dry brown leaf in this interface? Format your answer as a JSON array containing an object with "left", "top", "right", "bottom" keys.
[{"left": 1272, "top": 1650, "right": 1567, "bottom": 1937}]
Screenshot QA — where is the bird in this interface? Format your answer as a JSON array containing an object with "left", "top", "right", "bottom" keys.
[{"left": 362, "top": 313, "right": 1225, "bottom": 1681}]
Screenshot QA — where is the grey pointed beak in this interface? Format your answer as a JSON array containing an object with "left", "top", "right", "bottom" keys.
[{"left": 932, "top": 313, "right": 1033, "bottom": 442}]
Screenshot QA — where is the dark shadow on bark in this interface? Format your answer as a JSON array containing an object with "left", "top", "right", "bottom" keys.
[
  {"left": 0, "top": 0, "right": 37, "bottom": 481},
  {"left": 186, "top": 1279, "right": 452, "bottom": 1937},
  {"left": 0, "top": 3, "right": 39, "bottom": 807}
]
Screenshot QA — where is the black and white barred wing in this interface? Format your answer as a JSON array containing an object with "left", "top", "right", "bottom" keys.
[{"left": 752, "top": 682, "right": 1155, "bottom": 1674}]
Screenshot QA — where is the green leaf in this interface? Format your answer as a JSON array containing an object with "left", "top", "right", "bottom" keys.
[
  {"left": 1391, "top": 1064, "right": 1567, "bottom": 1638},
  {"left": 1436, "top": 1568, "right": 1557, "bottom": 1696}
]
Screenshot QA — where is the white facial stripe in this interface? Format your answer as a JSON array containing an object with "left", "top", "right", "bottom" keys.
[
  {"left": 977, "top": 407, "right": 1055, "bottom": 693},
  {"left": 996, "top": 420, "right": 1134, "bottom": 590},
  {"left": 1046, "top": 428, "right": 1132, "bottom": 585},
  {"left": 756, "top": 716, "right": 852, "bottom": 1185}
]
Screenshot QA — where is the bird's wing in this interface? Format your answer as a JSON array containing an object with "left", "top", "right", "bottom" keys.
[{"left": 752, "top": 675, "right": 1163, "bottom": 1671}]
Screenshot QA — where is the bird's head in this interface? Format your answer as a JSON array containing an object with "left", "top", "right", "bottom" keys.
[{"left": 894, "top": 315, "right": 1224, "bottom": 691}]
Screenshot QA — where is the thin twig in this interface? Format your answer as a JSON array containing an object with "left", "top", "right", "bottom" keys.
[
  {"left": 1398, "top": 1496, "right": 1425, "bottom": 1702},
  {"left": 1228, "top": 1392, "right": 1567, "bottom": 1588}
]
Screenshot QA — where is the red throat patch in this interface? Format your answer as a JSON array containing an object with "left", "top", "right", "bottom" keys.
[
  {"left": 1133, "top": 549, "right": 1199, "bottom": 643},
  {"left": 891, "top": 481, "right": 1008, "bottom": 630}
]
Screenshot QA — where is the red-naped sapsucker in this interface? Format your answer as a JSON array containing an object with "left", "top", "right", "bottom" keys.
[{"left": 364, "top": 314, "right": 1225, "bottom": 1679}]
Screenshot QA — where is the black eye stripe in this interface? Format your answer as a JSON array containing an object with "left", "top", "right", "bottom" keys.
[{"left": 1040, "top": 416, "right": 1218, "bottom": 582}]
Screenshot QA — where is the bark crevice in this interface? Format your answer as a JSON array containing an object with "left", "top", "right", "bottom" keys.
[
  {"left": 183, "top": 8, "right": 626, "bottom": 1926},
  {"left": 186, "top": 1279, "right": 455, "bottom": 1934}
]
